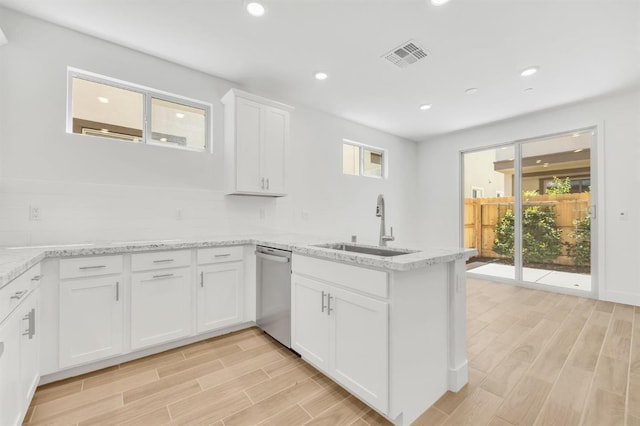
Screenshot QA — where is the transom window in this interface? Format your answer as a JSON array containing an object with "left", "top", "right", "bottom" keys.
[
  {"left": 342, "top": 140, "right": 386, "bottom": 178},
  {"left": 67, "top": 68, "right": 211, "bottom": 152}
]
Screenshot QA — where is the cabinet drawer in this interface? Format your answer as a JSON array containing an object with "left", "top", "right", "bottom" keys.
[
  {"left": 131, "top": 250, "right": 191, "bottom": 272},
  {"left": 60, "top": 255, "right": 123, "bottom": 279},
  {"left": 292, "top": 254, "right": 388, "bottom": 298},
  {"left": 197, "top": 246, "right": 243, "bottom": 265},
  {"left": 0, "top": 264, "right": 41, "bottom": 322}
]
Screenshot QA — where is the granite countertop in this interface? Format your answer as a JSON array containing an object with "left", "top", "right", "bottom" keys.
[{"left": 0, "top": 234, "right": 477, "bottom": 288}]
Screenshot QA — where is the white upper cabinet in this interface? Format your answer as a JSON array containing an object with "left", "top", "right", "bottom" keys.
[{"left": 222, "top": 89, "right": 293, "bottom": 196}]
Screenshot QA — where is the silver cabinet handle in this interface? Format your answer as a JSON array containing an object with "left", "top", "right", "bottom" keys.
[
  {"left": 214, "top": 254, "right": 231, "bottom": 258},
  {"left": 152, "top": 273, "right": 174, "bottom": 279},
  {"left": 321, "top": 291, "right": 327, "bottom": 313},
  {"left": 255, "top": 252, "right": 290, "bottom": 263},
  {"left": 261, "top": 178, "right": 265, "bottom": 190},
  {"left": 79, "top": 265, "right": 106, "bottom": 270},
  {"left": 31, "top": 274, "right": 42, "bottom": 281},
  {"left": 327, "top": 294, "right": 333, "bottom": 315},
  {"left": 116, "top": 282, "right": 120, "bottom": 301},
  {"left": 266, "top": 178, "right": 270, "bottom": 190},
  {"left": 200, "top": 271, "right": 204, "bottom": 288},
  {"left": 10, "top": 290, "right": 27, "bottom": 300},
  {"left": 22, "top": 308, "right": 35, "bottom": 339},
  {"left": 153, "top": 259, "right": 174, "bottom": 263}
]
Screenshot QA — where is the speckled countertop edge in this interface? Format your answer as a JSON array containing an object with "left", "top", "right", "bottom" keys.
[{"left": 0, "top": 235, "right": 477, "bottom": 288}]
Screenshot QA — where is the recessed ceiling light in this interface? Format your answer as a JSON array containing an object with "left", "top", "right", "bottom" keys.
[
  {"left": 431, "top": 0, "right": 451, "bottom": 5},
  {"left": 98, "top": 97, "right": 109, "bottom": 103},
  {"left": 574, "top": 149, "right": 583, "bottom": 153},
  {"left": 465, "top": 88, "right": 478, "bottom": 95},
  {"left": 314, "top": 72, "right": 329, "bottom": 81},
  {"left": 543, "top": 162, "right": 549, "bottom": 167},
  {"left": 160, "top": 137, "right": 167, "bottom": 142},
  {"left": 246, "top": 1, "right": 265, "bottom": 16},
  {"left": 175, "top": 113, "right": 185, "bottom": 118},
  {"left": 419, "top": 104, "right": 432, "bottom": 111},
  {"left": 536, "top": 160, "right": 542, "bottom": 164},
  {"left": 520, "top": 66, "right": 539, "bottom": 77}
]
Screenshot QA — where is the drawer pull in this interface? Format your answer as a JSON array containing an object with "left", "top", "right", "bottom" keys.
[
  {"left": 31, "top": 274, "right": 42, "bottom": 281},
  {"left": 22, "top": 308, "right": 35, "bottom": 339},
  {"left": 116, "top": 282, "right": 120, "bottom": 301},
  {"left": 79, "top": 265, "right": 107, "bottom": 270},
  {"left": 214, "top": 254, "right": 231, "bottom": 258},
  {"left": 200, "top": 271, "right": 204, "bottom": 288},
  {"left": 153, "top": 259, "right": 174, "bottom": 263},
  {"left": 10, "top": 290, "right": 27, "bottom": 300},
  {"left": 152, "top": 273, "right": 174, "bottom": 279}
]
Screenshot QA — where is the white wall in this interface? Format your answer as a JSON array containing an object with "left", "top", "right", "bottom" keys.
[
  {"left": 417, "top": 90, "right": 640, "bottom": 305},
  {"left": 0, "top": 7, "right": 418, "bottom": 247}
]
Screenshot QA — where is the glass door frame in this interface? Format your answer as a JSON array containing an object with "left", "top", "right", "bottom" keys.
[{"left": 460, "top": 126, "right": 599, "bottom": 299}]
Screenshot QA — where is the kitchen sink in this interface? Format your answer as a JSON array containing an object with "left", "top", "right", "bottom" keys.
[{"left": 313, "top": 242, "right": 418, "bottom": 257}]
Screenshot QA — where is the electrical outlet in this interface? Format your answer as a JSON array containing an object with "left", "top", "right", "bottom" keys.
[{"left": 29, "top": 206, "right": 42, "bottom": 221}]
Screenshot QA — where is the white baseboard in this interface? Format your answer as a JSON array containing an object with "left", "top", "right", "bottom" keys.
[{"left": 448, "top": 360, "right": 468, "bottom": 392}]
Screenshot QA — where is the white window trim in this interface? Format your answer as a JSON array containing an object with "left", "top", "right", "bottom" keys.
[
  {"left": 471, "top": 186, "right": 485, "bottom": 198},
  {"left": 66, "top": 67, "right": 213, "bottom": 153},
  {"left": 342, "top": 138, "right": 388, "bottom": 179}
]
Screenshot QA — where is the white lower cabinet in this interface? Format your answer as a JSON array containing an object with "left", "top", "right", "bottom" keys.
[
  {"left": 197, "top": 262, "right": 243, "bottom": 333},
  {"left": 291, "top": 275, "right": 330, "bottom": 370},
  {"left": 18, "top": 289, "right": 40, "bottom": 408},
  {"left": 59, "top": 277, "right": 123, "bottom": 368},
  {"left": 0, "top": 269, "right": 40, "bottom": 426},
  {"left": 291, "top": 273, "right": 389, "bottom": 413},
  {"left": 131, "top": 268, "right": 192, "bottom": 350},
  {"left": 0, "top": 308, "right": 21, "bottom": 426}
]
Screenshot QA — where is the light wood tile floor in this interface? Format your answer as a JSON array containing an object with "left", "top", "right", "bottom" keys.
[{"left": 25, "top": 278, "right": 640, "bottom": 425}]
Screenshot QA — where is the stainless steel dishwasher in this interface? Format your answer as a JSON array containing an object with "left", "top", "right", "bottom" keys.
[{"left": 255, "top": 245, "right": 292, "bottom": 348}]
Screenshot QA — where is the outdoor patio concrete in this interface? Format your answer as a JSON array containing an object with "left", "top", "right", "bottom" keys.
[{"left": 467, "top": 263, "right": 591, "bottom": 291}]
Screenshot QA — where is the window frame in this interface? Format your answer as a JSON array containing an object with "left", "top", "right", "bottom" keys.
[
  {"left": 67, "top": 67, "right": 213, "bottom": 153},
  {"left": 342, "top": 139, "right": 387, "bottom": 179}
]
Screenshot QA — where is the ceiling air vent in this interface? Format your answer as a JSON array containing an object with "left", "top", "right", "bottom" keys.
[{"left": 383, "top": 40, "right": 429, "bottom": 68}]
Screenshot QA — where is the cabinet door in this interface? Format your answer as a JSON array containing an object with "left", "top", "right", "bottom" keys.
[
  {"left": 0, "top": 311, "right": 21, "bottom": 426},
  {"left": 197, "top": 262, "right": 243, "bottom": 333},
  {"left": 291, "top": 274, "right": 329, "bottom": 370},
  {"left": 18, "top": 289, "right": 39, "bottom": 405},
  {"left": 329, "top": 287, "right": 389, "bottom": 413},
  {"left": 131, "top": 268, "right": 191, "bottom": 350},
  {"left": 59, "top": 277, "right": 123, "bottom": 368},
  {"left": 263, "top": 106, "right": 288, "bottom": 195},
  {"left": 235, "top": 98, "right": 264, "bottom": 193}
]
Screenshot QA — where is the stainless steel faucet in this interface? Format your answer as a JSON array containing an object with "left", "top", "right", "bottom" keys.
[{"left": 376, "top": 194, "right": 394, "bottom": 246}]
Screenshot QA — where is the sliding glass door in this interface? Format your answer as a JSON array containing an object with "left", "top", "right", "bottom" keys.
[{"left": 463, "top": 129, "right": 594, "bottom": 293}]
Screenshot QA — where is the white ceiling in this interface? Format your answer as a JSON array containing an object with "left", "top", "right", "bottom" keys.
[{"left": 1, "top": 0, "right": 639, "bottom": 142}]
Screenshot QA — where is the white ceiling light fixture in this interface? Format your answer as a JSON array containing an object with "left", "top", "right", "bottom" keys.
[
  {"left": 431, "top": 0, "right": 451, "bottom": 5},
  {"left": 245, "top": 1, "right": 265, "bottom": 17},
  {"left": 520, "top": 66, "right": 539, "bottom": 77},
  {"left": 314, "top": 72, "right": 329, "bottom": 81},
  {"left": 419, "top": 104, "right": 432, "bottom": 111},
  {"left": 175, "top": 112, "right": 185, "bottom": 118},
  {"left": 97, "top": 96, "right": 109, "bottom": 103}
]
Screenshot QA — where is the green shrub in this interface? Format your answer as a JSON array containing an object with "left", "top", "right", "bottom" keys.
[
  {"left": 493, "top": 206, "right": 563, "bottom": 264},
  {"left": 546, "top": 176, "right": 572, "bottom": 194},
  {"left": 569, "top": 216, "right": 591, "bottom": 266}
]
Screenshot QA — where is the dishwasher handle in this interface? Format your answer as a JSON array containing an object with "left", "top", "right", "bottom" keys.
[{"left": 255, "top": 251, "right": 290, "bottom": 264}]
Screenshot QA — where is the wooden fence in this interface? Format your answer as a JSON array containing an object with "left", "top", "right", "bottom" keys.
[{"left": 464, "top": 193, "right": 590, "bottom": 265}]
